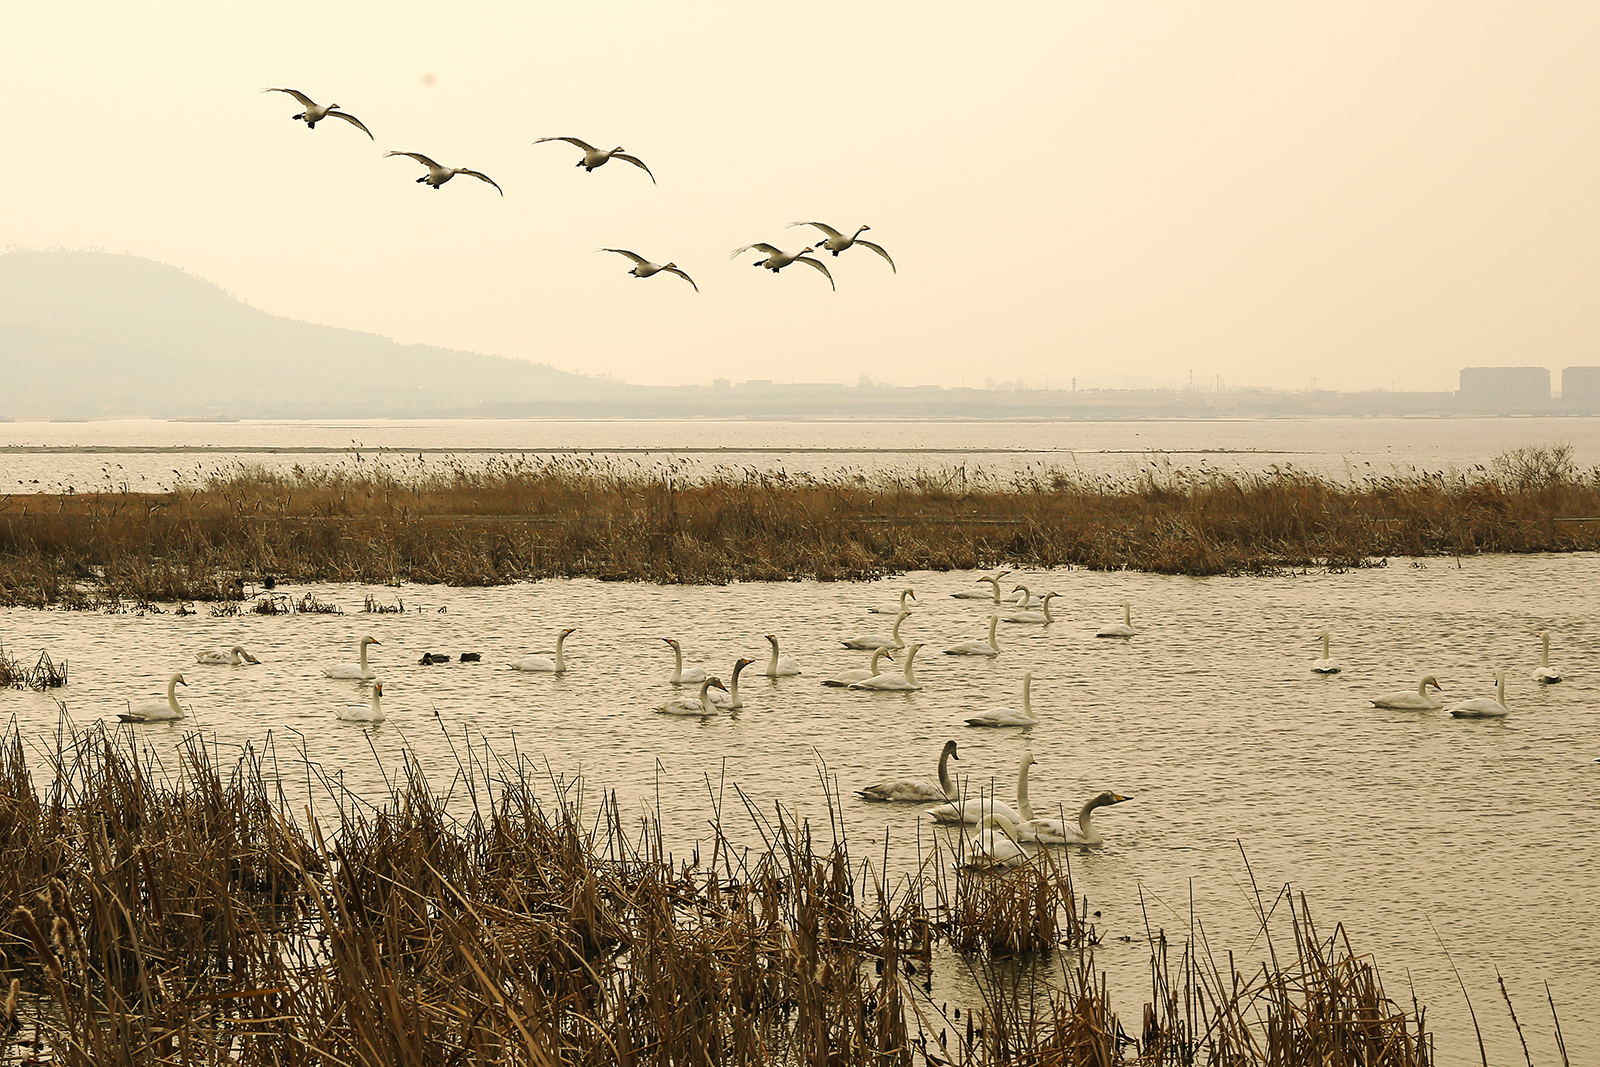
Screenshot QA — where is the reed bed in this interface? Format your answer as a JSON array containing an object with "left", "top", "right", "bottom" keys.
[
  {"left": 0, "top": 445, "right": 1598, "bottom": 603},
  {"left": 0, "top": 721, "right": 1475, "bottom": 1065}
]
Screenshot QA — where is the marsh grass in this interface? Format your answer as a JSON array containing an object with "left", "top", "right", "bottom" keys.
[{"left": 0, "top": 648, "right": 68, "bottom": 691}]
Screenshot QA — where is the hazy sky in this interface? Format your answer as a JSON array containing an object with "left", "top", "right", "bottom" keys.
[{"left": 6, "top": 2, "right": 1598, "bottom": 392}]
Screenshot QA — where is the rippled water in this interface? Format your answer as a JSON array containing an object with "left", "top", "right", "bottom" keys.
[{"left": 2, "top": 556, "right": 1595, "bottom": 1066}]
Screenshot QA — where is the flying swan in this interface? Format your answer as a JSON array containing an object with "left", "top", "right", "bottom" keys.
[
  {"left": 119, "top": 673, "right": 188, "bottom": 723},
  {"left": 1448, "top": 670, "right": 1510, "bottom": 719},
  {"left": 1533, "top": 631, "right": 1562, "bottom": 684},
  {"left": 385, "top": 152, "right": 503, "bottom": 195},
  {"left": 787, "top": 222, "right": 896, "bottom": 272},
  {"left": 261, "top": 88, "right": 374, "bottom": 138},
  {"left": 965, "top": 672, "right": 1039, "bottom": 727},
  {"left": 1370, "top": 676, "right": 1443, "bottom": 710},
  {"left": 1310, "top": 630, "right": 1342, "bottom": 674},
  {"left": 534, "top": 137, "right": 656, "bottom": 183},
  {"left": 195, "top": 645, "right": 260, "bottom": 666},
  {"left": 335, "top": 682, "right": 385, "bottom": 723},
  {"left": 729, "top": 244, "right": 836, "bottom": 291},
  {"left": 512, "top": 628, "right": 576, "bottom": 672},
  {"left": 324, "top": 636, "right": 380, "bottom": 680},
  {"left": 945, "top": 614, "right": 1001, "bottom": 656},
  {"left": 599, "top": 249, "right": 697, "bottom": 291},
  {"left": 856, "top": 739, "right": 958, "bottom": 802}
]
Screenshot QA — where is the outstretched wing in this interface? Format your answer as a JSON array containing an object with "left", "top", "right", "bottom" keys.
[
  {"left": 262, "top": 87, "right": 316, "bottom": 107},
  {"left": 385, "top": 150, "right": 441, "bottom": 169},
  {"left": 460, "top": 170, "right": 504, "bottom": 196},
  {"left": 730, "top": 243, "right": 782, "bottom": 259},
  {"left": 614, "top": 153, "right": 656, "bottom": 184},
  {"left": 534, "top": 136, "right": 597, "bottom": 151},
  {"left": 328, "top": 110, "right": 374, "bottom": 140},
  {"left": 858, "top": 239, "right": 896, "bottom": 273},
  {"left": 789, "top": 220, "right": 843, "bottom": 239},
  {"left": 794, "top": 255, "right": 836, "bottom": 291},
  {"left": 601, "top": 248, "right": 648, "bottom": 265},
  {"left": 663, "top": 266, "right": 699, "bottom": 293}
]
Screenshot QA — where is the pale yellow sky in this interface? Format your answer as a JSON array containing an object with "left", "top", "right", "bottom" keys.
[{"left": 5, "top": 2, "right": 1597, "bottom": 392}]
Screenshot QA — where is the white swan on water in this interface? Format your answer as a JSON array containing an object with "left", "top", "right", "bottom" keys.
[
  {"left": 842, "top": 610, "right": 910, "bottom": 650},
  {"left": 656, "top": 677, "right": 728, "bottom": 716},
  {"left": 512, "top": 628, "right": 576, "bottom": 672},
  {"left": 336, "top": 682, "right": 384, "bottom": 723},
  {"left": 822, "top": 646, "right": 896, "bottom": 687},
  {"left": 762, "top": 635, "right": 801, "bottom": 676},
  {"left": 950, "top": 573, "right": 1009, "bottom": 601},
  {"left": 868, "top": 588, "right": 916, "bottom": 615},
  {"left": 1310, "top": 630, "right": 1342, "bottom": 674},
  {"left": 1449, "top": 670, "right": 1510, "bottom": 719},
  {"left": 849, "top": 643, "right": 923, "bottom": 691},
  {"left": 1370, "top": 676, "right": 1444, "bottom": 710},
  {"left": 195, "top": 645, "right": 260, "bottom": 666},
  {"left": 856, "top": 739, "right": 958, "bottom": 802},
  {"left": 1015, "top": 753, "right": 1132, "bottom": 844},
  {"left": 1006, "top": 583, "right": 1044, "bottom": 608},
  {"left": 965, "top": 672, "right": 1039, "bottom": 727},
  {"left": 1095, "top": 603, "right": 1135, "bottom": 638},
  {"left": 966, "top": 813, "right": 1027, "bottom": 869},
  {"left": 1533, "top": 632, "right": 1562, "bottom": 684},
  {"left": 945, "top": 614, "right": 1001, "bottom": 656},
  {"left": 662, "top": 638, "right": 708, "bottom": 685},
  {"left": 119, "top": 673, "right": 187, "bottom": 723},
  {"left": 711, "top": 658, "right": 755, "bottom": 709},
  {"left": 1002, "top": 592, "right": 1057, "bottom": 624},
  {"left": 324, "top": 636, "right": 380, "bottom": 680},
  {"left": 925, "top": 754, "right": 1028, "bottom": 826}
]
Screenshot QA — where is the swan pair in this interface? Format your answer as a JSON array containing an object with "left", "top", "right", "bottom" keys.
[
  {"left": 822, "top": 646, "right": 896, "bottom": 687},
  {"left": 964, "top": 673, "right": 1038, "bottom": 727},
  {"left": 336, "top": 683, "right": 385, "bottom": 723},
  {"left": 841, "top": 610, "right": 910, "bottom": 650},
  {"left": 656, "top": 677, "right": 729, "bottom": 716},
  {"left": 1001, "top": 592, "right": 1058, "bottom": 624},
  {"left": 945, "top": 615, "right": 1000, "bottom": 656},
  {"left": 856, "top": 739, "right": 958, "bottom": 802},
  {"left": 512, "top": 628, "right": 576, "bottom": 672},
  {"left": 1095, "top": 603, "right": 1136, "bottom": 638},
  {"left": 120, "top": 673, "right": 189, "bottom": 723},
  {"left": 195, "top": 645, "right": 260, "bottom": 666},
  {"left": 1310, "top": 630, "right": 1341, "bottom": 673},
  {"left": 848, "top": 643, "right": 922, "bottom": 690},
  {"left": 324, "top": 636, "right": 381, "bottom": 680}
]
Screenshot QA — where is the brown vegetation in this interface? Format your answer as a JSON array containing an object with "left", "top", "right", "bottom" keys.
[{"left": 0, "top": 445, "right": 1596, "bottom": 605}]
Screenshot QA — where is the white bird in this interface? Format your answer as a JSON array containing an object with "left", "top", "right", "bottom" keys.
[
  {"left": 1016, "top": 759, "right": 1132, "bottom": 846},
  {"left": 868, "top": 588, "right": 916, "bottom": 614},
  {"left": 599, "top": 249, "right": 698, "bottom": 291},
  {"left": 821, "top": 646, "right": 896, "bottom": 687},
  {"left": 950, "top": 573, "right": 1010, "bottom": 600},
  {"left": 323, "top": 636, "right": 380, "bottom": 680},
  {"left": 711, "top": 658, "right": 755, "bottom": 709},
  {"left": 534, "top": 137, "right": 656, "bottom": 183},
  {"left": 925, "top": 759, "right": 1027, "bottom": 827},
  {"left": 656, "top": 677, "right": 728, "bottom": 716},
  {"left": 1005, "top": 583, "right": 1044, "bottom": 608},
  {"left": 194, "top": 644, "right": 260, "bottom": 666},
  {"left": 762, "top": 634, "right": 801, "bottom": 677},
  {"left": 841, "top": 609, "right": 911, "bottom": 650},
  {"left": 336, "top": 682, "right": 385, "bottom": 723},
  {"left": 512, "top": 628, "right": 576, "bottom": 672},
  {"left": 966, "top": 813, "right": 1027, "bottom": 869},
  {"left": 1002, "top": 592, "right": 1058, "bottom": 624},
  {"left": 1533, "top": 631, "right": 1562, "bottom": 684},
  {"left": 965, "top": 672, "right": 1039, "bottom": 727},
  {"left": 1310, "top": 630, "right": 1342, "bottom": 673},
  {"left": 848, "top": 642, "right": 923, "bottom": 691},
  {"left": 1448, "top": 670, "right": 1511, "bottom": 719},
  {"left": 1095, "top": 603, "right": 1136, "bottom": 638},
  {"left": 384, "top": 152, "right": 503, "bottom": 195},
  {"left": 945, "top": 614, "right": 1001, "bottom": 656},
  {"left": 856, "top": 739, "right": 958, "bottom": 802},
  {"left": 787, "top": 222, "right": 896, "bottom": 272},
  {"left": 261, "top": 88, "right": 374, "bottom": 138},
  {"left": 119, "top": 673, "right": 188, "bottom": 723},
  {"left": 663, "top": 638, "right": 707, "bottom": 685},
  {"left": 729, "top": 244, "right": 836, "bottom": 290},
  {"left": 1370, "top": 676, "right": 1445, "bottom": 710}
]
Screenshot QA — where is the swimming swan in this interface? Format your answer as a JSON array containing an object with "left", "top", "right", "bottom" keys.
[
  {"left": 656, "top": 677, "right": 728, "bottom": 716},
  {"left": 849, "top": 643, "right": 923, "bottom": 691},
  {"left": 924, "top": 759, "right": 1026, "bottom": 827},
  {"left": 119, "top": 673, "right": 187, "bottom": 723},
  {"left": 1016, "top": 758, "right": 1132, "bottom": 845},
  {"left": 950, "top": 573, "right": 1010, "bottom": 601},
  {"left": 842, "top": 610, "right": 911, "bottom": 650},
  {"left": 534, "top": 137, "right": 656, "bottom": 183},
  {"left": 663, "top": 638, "right": 708, "bottom": 685},
  {"left": 1002, "top": 592, "right": 1058, "bottom": 624},
  {"left": 1449, "top": 670, "right": 1510, "bottom": 719},
  {"left": 1533, "top": 632, "right": 1562, "bottom": 684},
  {"left": 1095, "top": 603, "right": 1136, "bottom": 638},
  {"left": 729, "top": 244, "right": 836, "bottom": 291},
  {"left": 261, "top": 88, "right": 374, "bottom": 138},
  {"left": 966, "top": 813, "right": 1027, "bottom": 868},
  {"left": 945, "top": 614, "right": 1001, "bottom": 656},
  {"left": 1005, "top": 583, "right": 1043, "bottom": 608},
  {"left": 1310, "top": 630, "right": 1342, "bottom": 673},
  {"left": 599, "top": 249, "right": 697, "bottom": 291},
  {"left": 856, "top": 739, "right": 958, "bottom": 801},
  {"left": 712, "top": 658, "right": 755, "bottom": 709},
  {"left": 324, "top": 636, "right": 380, "bottom": 680},
  {"left": 762, "top": 635, "right": 801, "bottom": 677},
  {"left": 965, "top": 672, "right": 1039, "bottom": 727},
  {"left": 787, "top": 222, "right": 897, "bottom": 273},
  {"left": 335, "top": 682, "right": 385, "bottom": 723},
  {"left": 512, "top": 628, "right": 576, "bottom": 672},
  {"left": 384, "top": 152, "right": 504, "bottom": 195},
  {"left": 868, "top": 588, "right": 916, "bottom": 614},
  {"left": 1370, "top": 676, "right": 1444, "bottom": 709},
  {"left": 822, "top": 646, "right": 896, "bottom": 687},
  {"left": 195, "top": 645, "right": 260, "bottom": 666}
]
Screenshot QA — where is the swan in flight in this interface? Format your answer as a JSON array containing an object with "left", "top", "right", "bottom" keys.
[
  {"left": 1002, "top": 592, "right": 1058, "bottom": 624},
  {"left": 335, "top": 682, "right": 385, "bottom": 723},
  {"left": 1533, "top": 631, "right": 1562, "bottom": 684},
  {"left": 965, "top": 672, "right": 1039, "bottom": 727},
  {"left": 195, "top": 645, "right": 260, "bottom": 666},
  {"left": 384, "top": 152, "right": 503, "bottom": 195},
  {"left": 711, "top": 658, "right": 755, "bottom": 709},
  {"left": 965, "top": 813, "right": 1027, "bottom": 869},
  {"left": 119, "top": 673, "right": 188, "bottom": 723},
  {"left": 1016, "top": 758, "right": 1132, "bottom": 845},
  {"left": 849, "top": 643, "right": 923, "bottom": 691},
  {"left": 950, "top": 573, "right": 1010, "bottom": 600},
  {"left": 1095, "top": 603, "right": 1136, "bottom": 638},
  {"left": 945, "top": 614, "right": 1001, "bottom": 656},
  {"left": 868, "top": 588, "right": 916, "bottom": 615},
  {"left": 925, "top": 755, "right": 1027, "bottom": 826},
  {"left": 1370, "top": 676, "right": 1444, "bottom": 710},
  {"left": 1449, "top": 670, "right": 1510, "bottom": 719},
  {"left": 598, "top": 249, "right": 698, "bottom": 292},
  {"left": 662, "top": 638, "right": 708, "bottom": 685},
  {"left": 841, "top": 609, "right": 911, "bottom": 650},
  {"left": 1310, "top": 630, "right": 1342, "bottom": 673},
  {"left": 787, "top": 222, "right": 896, "bottom": 273},
  {"left": 729, "top": 244, "right": 836, "bottom": 291},
  {"left": 323, "top": 636, "right": 380, "bottom": 680},
  {"left": 762, "top": 635, "right": 801, "bottom": 676},
  {"left": 856, "top": 739, "right": 958, "bottom": 802},
  {"left": 821, "top": 646, "right": 896, "bottom": 687},
  {"left": 655, "top": 677, "right": 728, "bottom": 716},
  {"left": 512, "top": 628, "right": 576, "bottom": 672},
  {"left": 261, "top": 88, "right": 374, "bottom": 138},
  {"left": 533, "top": 137, "right": 655, "bottom": 183}
]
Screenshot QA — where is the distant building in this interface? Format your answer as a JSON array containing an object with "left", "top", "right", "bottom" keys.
[
  {"left": 1458, "top": 367, "right": 1549, "bottom": 402},
  {"left": 1561, "top": 366, "right": 1600, "bottom": 401}
]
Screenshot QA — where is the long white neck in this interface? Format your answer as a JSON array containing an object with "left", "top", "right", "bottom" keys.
[
  {"left": 902, "top": 645, "right": 919, "bottom": 683},
  {"left": 358, "top": 641, "right": 370, "bottom": 669},
  {"left": 891, "top": 612, "right": 907, "bottom": 641},
  {"left": 698, "top": 679, "right": 716, "bottom": 713},
  {"left": 1022, "top": 673, "right": 1032, "bottom": 716},
  {"left": 985, "top": 577, "right": 1001, "bottom": 603},
  {"left": 1321, "top": 632, "right": 1330, "bottom": 659},
  {"left": 766, "top": 636, "right": 780, "bottom": 672},
  {"left": 986, "top": 614, "right": 999, "bottom": 650},
  {"left": 1016, "top": 757, "right": 1035, "bottom": 821},
  {"left": 729, "top": 663, "right": 746, "bottom": 699},
  {"left": 166, "top": 676, "right": 182, "bottom": 713},
  {"left": 371, "top": 687, "right": 382, "bottom": 715},
  {"left": 1416, "top": 678, "right": 1428, "bottom": 697},
  {"left": 1123, "top": 603, "right": 1132, "bottom": 628},
  {"left": 1497, "top": 672, "right": 1507, "bottom": 706},
  {"left": 1077, "top": 797, "right": 1103, "bottom": 843},
  {"left": 1541, "top": 633, "right": 1550, "bottom": 667},
  {"left": 1040, "top": 596, "right": 1054, "bottom": 623},
  {"left": 553, "top": 631, "right": 568, "bottom": 670},
  {"left": 937, "top": 746, "right": 957, "bottom": 799},
  {"left": 671, "top": 643, "right": 684, "bottom": 673},
  {"left": 868, "top": 647, "right": 888, "bottom": 675}
]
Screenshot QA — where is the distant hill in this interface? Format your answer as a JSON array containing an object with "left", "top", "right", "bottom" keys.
[{"left": 0, "top": 250, "right": 634, "bottom": 418}]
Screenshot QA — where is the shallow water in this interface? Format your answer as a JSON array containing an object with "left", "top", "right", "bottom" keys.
[{"left": 2, "top": 556, "right": 1596, "bottom": 1065}]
